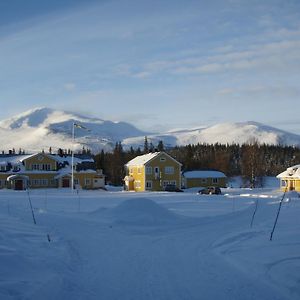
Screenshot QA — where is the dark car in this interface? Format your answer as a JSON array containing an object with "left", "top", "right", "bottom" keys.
[
  {"left": 198, "top": 186, "right": 222, "bottom": 195},
  {"left": 164, "top": 184, "right": 183, "bottom": 192}
]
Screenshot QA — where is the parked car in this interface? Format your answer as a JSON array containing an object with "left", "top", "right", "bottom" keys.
[
  {"left": 164, "top": 184, "right": 183, "bottom": 192},
  {"left": 198, "top": 186, "right": 222, "bottom": 195}
]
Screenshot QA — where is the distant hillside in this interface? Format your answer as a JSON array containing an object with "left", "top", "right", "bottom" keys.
[
  {"left": 0, "top": 107, "right": 299, "bottom": 153},
  {"left": 123, "top": 121, "right": 300, "bottom": 149}
]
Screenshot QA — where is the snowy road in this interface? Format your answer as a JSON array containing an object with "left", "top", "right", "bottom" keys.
[{"left": 0, "top": 189, "right": 299, "bottom": 299}]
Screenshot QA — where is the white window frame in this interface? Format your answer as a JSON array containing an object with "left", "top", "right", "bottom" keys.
[
  {"left": 33, "top": 179, "right": 40, "bottom": 186},
  {"left": 165, "top": 166, "right": 174, "bottom": 174},
  {"left": 160, "top": 157, "right": 166, "bottom": 162},
  {"left": 50, "top": 179, "right": 56, "bottom": 186},
  {"left": 135, "top": 180, "right": 141, "bottom": 189},
  {"left": 146, "top": 166, "right": 152, "bottom": 174},
  {"left": 281, "top": 180, "right": 287, "bottom": 187},
  {"left": 212, "top": 178, "right": 219, "bottom": 184},
  {"left": 13, "top": 166, "right": 20, "bottom": 172},
  {"left": 41, "top": 179, "right": 48, "bottom": 186},
  {"left": 85, "top": 178, "right": 91, "bottom": 186},
  {"left": 146, "top": 181, "right": 153, "bottom": 190}
]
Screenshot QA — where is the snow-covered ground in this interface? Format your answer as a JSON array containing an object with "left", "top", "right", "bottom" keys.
[{"left": 0, "top": 186, "right": 299, "bottom": 300}]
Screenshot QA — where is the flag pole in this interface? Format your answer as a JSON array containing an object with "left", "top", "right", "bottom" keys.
[{"left": 71, "top": 121, "right": 74, "bottom": 192}]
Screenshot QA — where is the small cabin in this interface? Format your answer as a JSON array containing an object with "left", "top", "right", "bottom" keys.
[
  {"left": 276, "top": 164, "right": 300, "bottom": 192},
  {"left": 182, "top": 170, "right": 227, "bottom": 189}
]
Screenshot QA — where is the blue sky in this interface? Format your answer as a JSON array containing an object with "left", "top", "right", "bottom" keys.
[{"left": 0, "top": 0, "right": 300, "bottom": 133}]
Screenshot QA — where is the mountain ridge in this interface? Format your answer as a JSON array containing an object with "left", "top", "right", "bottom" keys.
[{"left": 0, "top": 107, "right": 299, "bottom": 153}]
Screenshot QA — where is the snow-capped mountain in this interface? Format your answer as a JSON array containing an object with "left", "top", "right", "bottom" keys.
[
  {"left": 0, "top": 107, "right": 147, "bottom": 153},
  {"left": 123, "top": 121, "right": 300, "bottom": 149},
  {"left": 0, "top": 107, "right": 299, "bottom": 153}
]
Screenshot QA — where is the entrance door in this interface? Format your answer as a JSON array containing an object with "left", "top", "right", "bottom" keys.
[
  {"left": 15, "top": 179, "right": 23, "bottom": 190},
  {"left": 289, "top": 180, "right": 295, "bottom": 191},
  {"left": 62, "top": 178, "right": 70, "bottom": 188}
]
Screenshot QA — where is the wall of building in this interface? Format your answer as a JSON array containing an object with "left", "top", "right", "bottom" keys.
[
  {"left": 127, "top": 166, "right": 146, "bottom": 191},
  {"left": 145, "top": 153, "right": 181, "bottom": 191},
  {"left": 24, "top": 154, "right": 57, "bottom": 171},
  {"left": 184, "top": 177, "right": 227, "bottom": 188}
]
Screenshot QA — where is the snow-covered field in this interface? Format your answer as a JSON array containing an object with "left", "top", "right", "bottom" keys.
[{"left": 0, "top": 186, "right": 299, "bottom": 300}]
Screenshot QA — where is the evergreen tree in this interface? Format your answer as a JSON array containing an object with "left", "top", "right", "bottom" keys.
[
  {"left": 157, "top": 140, "right": 164, "bottom": 151},
  {"left": 143, "top": 136, "right": 149, "bottom": 154}
]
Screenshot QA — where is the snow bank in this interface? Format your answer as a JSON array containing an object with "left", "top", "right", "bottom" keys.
[{"left": 108, "top": 198, "right": 182, "bottom": 226}]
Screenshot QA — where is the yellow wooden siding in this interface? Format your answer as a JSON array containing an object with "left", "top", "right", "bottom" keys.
[
  {"left": 280, "top": 178, "right": 300, "bottom": 192},
  {"left": 128, "top": 166, "right": 145, "bottom": 191},
  {"left": 26, "top": 173, "right": 57, "bottom": 188},
  {"left": 0, "top": 174, "right": 8, "bottom": 188},
  {"left": 185, "top": 177, "right": 227, "bottom": 188},
  {"left": 145, "top": 153, "right": 181, "bottom": 191},
  {"left": 24, "top": 154, "right": 57, "bottom": 171},
  {"left": 75, "top": 173, "right": 98, "bottom": 189}
]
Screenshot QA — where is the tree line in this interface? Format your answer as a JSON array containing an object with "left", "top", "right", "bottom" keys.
[
  {"left": 94, "top": 138, "right": 300, "bottom": 187},
  {"left": 2, "top": 138, "right": 299, "bottom": 187}
]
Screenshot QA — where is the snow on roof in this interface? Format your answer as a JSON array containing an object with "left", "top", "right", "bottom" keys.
[
  {"left": 125, "top": 152, "right": 161, "bottom": 166},
  {"left": 125, "top": 152, "right": 181, "bottom": 167},
  {"left": 277, "top": 164, "right": 300, "bottom": 179},
  {"left": 183, "top": 170, "right": 226, "bottom": 179},
  {"left": 0, "top": 152, "right": 94, "bottom": 165},
  {"left": 0, "top": 154, "right": 33, "bottom": 164},
  {"left": 7, "top": 174, "right": 29, "bottom": 181}
]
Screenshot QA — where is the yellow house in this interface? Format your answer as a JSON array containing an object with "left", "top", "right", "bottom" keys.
[
  {"left": 276, "top": 164, "right": 300, "bottom": 192},
  {"left": 0, "top": 152, "right": 105, "bottom": 190},
  {"left": 124, "top": 152, "right": 182, "bottom": 192},
  {"left": 182, "top": 170, "right": 227, "bottom": 188}
]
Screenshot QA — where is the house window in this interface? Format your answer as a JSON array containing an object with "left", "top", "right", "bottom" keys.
[
  {"left": 163, "top": 181, "right": 169, "bottom": 187},
  {"left": 129, "top": 167, "right": 133, "bottom": 174},
  {"left": 85, "top": 178, "right": 91, "bottom": 185},
  {"left": 281, "top": 180, "right": 287, "bottom": 187},
  {"left": 146, "top": 181, "right": 152, "bottom": 190},
  {"left": 41, "top": 179, "right": 48, "bottom": 186},
  {"left": 212, "top": 178, "right": 218, "bottom": 184},
  {"left": 50, "top": 179, "right": 56, "bottom": 186},
  {"left": 146, "top": 166, "right": 152, "bottom": 174},
  {"left": 32, "top": 179, "right": 40, "bottom": 186},
  {"left": 13, "top": 166, "right": 20, "bottom": 172},
  {"left": 42, "top": 164, "right": 51, "bottom": 171},
  {"left": 135, "top": 181, "right": 141, "bottom": 188},
  {"left": 170, "top": 180, "right": 176, "bottom": 186},
  {"left": 201, "top": 178, "right": 207, "bottom": 183},
  {"left": 137, "top": 167, "right": 142, "bottom": 174},
  {"left": 32, "top": 164, "right": 40, "bottom": 170},
  {"left": 165, "top": 166, "right": 174, "bottom": 174},
  {"left": 0, "top": 165, "right": 6, "bottom": 171},
  {"left": 160, "top": 157, "right": 166, "bottom": 162},
  {"left": 74, "top": 179, "right": 79, "bottom": 185}
]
